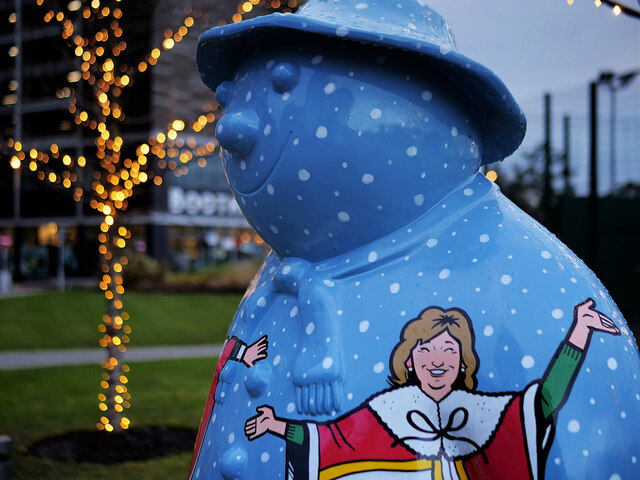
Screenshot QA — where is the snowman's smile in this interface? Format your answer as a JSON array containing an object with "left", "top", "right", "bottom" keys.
[{"left": 230, "top": 131, "right": 293, "bottom": 195}]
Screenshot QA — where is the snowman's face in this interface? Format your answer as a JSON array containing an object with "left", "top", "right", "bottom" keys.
[{"left": 214, "top": 38, "right": 483, "bottom": 261}]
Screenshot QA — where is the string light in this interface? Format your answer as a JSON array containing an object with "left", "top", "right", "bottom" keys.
[
  {"left": 567, "top": 0, "right": 640, "bottom": 18},
  {"left": 2, "top": 0, "right": 289, "bottom": 432}
]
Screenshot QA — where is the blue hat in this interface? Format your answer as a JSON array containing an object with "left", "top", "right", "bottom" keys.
[{"left": 197, "top": 0, "right": 526, "bottom": 164}]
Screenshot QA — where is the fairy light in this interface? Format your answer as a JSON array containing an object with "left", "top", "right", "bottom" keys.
[{"left": 1, "top": 0, "right": 290, "bottom": 433}]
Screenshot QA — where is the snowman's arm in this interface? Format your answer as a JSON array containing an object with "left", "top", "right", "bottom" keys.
[
  {"left": 293, "top": 280, "right": 345, "bottom": 416},
  {"left": 539, "top": 341, "right": 584, "bottom": 419}
]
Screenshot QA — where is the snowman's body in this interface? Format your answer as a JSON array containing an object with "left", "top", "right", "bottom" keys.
[{"left": 190, "top": 2, "right": 640, "bottom": 479}]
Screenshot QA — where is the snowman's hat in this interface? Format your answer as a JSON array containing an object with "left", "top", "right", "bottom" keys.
[{"left": 197, "top": 0, "right": 526, "bottom": 164}]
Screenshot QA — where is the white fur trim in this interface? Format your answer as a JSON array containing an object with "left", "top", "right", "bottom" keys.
[{"left": 369, "top": 386, "right": 513, "bottom": 458}]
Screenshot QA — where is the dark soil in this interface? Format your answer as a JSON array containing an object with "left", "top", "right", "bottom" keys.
[{"left": 29, "top": 427, "right": 197, "bottom": 464}]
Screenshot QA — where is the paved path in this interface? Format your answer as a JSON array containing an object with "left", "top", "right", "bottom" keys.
[{"left": 0, "top": 344, "right": 224, "bottom": 370}]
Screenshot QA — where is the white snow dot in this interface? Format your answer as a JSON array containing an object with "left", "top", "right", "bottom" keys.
[
  {"left": 322, "top": 357, "right": 333, "bottom": 369},
  {"left": 266, "top": 184, "right": 275, "bottom": 195},
  {"left": 479, "top": 234, "right": 490, "bottom": 243},
  {"left": 439, "top": 269, "right": 450, "bottom": 280},
  {"left": 289, "top": 306, "right": 299, "bottom": 318},
  {"left": 552, "top": 309, "right": 564, "bottom": 319},
  {"left": 541, "top": 250, "right": 552, "bottom": 259},
  {"left": 257, "top": 297, "right": 267, "bottom": 307},
  {"left": 501, "top": 274, "right": 512, "bottom": 285},
  {"left": 355, "top": 2, "right": 368, "bottom": 9},
  {"left": 368, "top": 251, "right": 378, "bottom": 262},
  {"left": 621, "top": 411, "right": 627, "bottom": 419},
  {"left": 406, "top": 146, "right": 418, "bottom": 157},
  {"left": 282, "top": 265, "right": 291, "bottom": 275},
  {"left": 273, "top": 355, "right": 281, "bottom": 366},
  {"left": 390, "top": 282, "right": 400, "bottom": 294},
  {"left": 414, "top": 194, "right": 424, "bottom": 206},
  {"left": 483, "top": 325, "right": 494, "bottom": 336},
  {"left": 451, "top": 127, "right": 458, "bottom": 137},
  {"left": 463, "top": 188, "right": 473, "bottom": 196},
  {"left": 298, "top": 169, "right": 311, "bottom": 181},
  {"left": 362, "top": 173, "right": 374, "bottom": 184},
  {"left": 286, "top": 402, "right": 296, "bottom": 413},
  {"left": 582, "top": 449, "right": 589, "bottom": 457},
  {"left": 263, "top": 124, "right": 272, "bottom": 136},
  {"left": 228, "top": 433, "right": 235, "bottom": 443},
  {"left": 306, "top": 322, "right": 315, "bottom": 335},
  {"left": 373, "top": 362, "right": 384, "bottom": 373},
  {"left": 359, "top": 320, "right": 369, "bottom": 333},
  {"left": 323, "top": 279, "right": 335, "bottom": 287},
  {"left": 439, "top": 45, "right": 451, "bottom": 55},
  {"left": 270, "top": 225, "right": 279, "bottom": 234},
  {"left": 261, "top": 452, "right": 270, "bottom": 463},
  {"left": 567, "top": 419, "right": 580, "bottom": 433},
  {"left": 324, "top": 82, "right": 336, "bottom": 94},
  {"left": 336, "top": 26, "right": 349, "bottom": 37},
  {"left": 607, "top": 357, "right": 618, "bottom": 371},
  {"left": 609, "top": 475, "right": 621, "bottom": 480},
  {"left": 311, "top": 55, "right": 323, "bottom": 65},
  {"left": 521, "top": 355, "right": 535, "bottom": 369},
  {"left": 245, "top": 91, "right": 252, "bottom": 102},
  {"left": 370, "top": 108, "right": 382, "bottom": 119},
  {"left": 338, "top": 211, "right": 350, "bottom": 222},
  {"left": 426, "top": 238, "right": 438, "bottom": 248},
  {"left": 421, "top": 90, "right": 432, "bottom": 101},
  {"left": 316, "top": 126, "right": 328, "bottom": 139}
]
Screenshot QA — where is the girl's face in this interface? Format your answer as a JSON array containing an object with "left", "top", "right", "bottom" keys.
[{"left": 407, "top": 330, "right": 462, "bottom": 401}]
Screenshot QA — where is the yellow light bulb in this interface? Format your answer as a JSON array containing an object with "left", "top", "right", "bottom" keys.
[{"left": 613, "top": 5, "right": 621, "bottom": 15}]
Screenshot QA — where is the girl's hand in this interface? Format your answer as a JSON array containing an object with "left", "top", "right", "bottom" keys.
[
  {"left": 245, "top": 405, "right": 286, "bottom": 440},
  {"left": 568, "top": 298, "right": 620, "bottom": 349}
]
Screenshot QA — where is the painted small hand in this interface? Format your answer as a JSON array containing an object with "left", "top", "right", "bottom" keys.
[
  {"left": 242, "top": 335, "right": 269, "bottom": 368},
  {"left": 245, "top": 405, "right": 284, "bottom": 440},
  {"left": 568, "top": 298, "right": 621, "bottom": 350}
]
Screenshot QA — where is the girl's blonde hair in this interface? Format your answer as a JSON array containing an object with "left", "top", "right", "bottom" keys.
[{"left": 389, "top": 306, "right": 479, "bottom": 390}]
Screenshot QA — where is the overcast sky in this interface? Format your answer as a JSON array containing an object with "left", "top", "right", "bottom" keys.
[
  {"left": 430, "top": 0, "right": 639, "bottom": 101},
  {"left": 428, "top": 0, "right": 639, "bottom": 193}
]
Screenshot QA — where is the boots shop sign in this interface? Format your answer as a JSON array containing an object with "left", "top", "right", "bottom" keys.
[{"left": 168, "top": 187, "right": 243, "bottom": 218}]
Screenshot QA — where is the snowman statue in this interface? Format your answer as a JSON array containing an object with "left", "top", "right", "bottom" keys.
[{"left": 189, "top": 1, "right": 640, "bottom": 479}]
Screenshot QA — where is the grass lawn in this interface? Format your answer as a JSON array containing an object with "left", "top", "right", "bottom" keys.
[
  {"left": 0, "top": 290, "right": 243, "bottom": 350},
  {"left": 0, "top": 357, "right": 217, "bottom": 479}
]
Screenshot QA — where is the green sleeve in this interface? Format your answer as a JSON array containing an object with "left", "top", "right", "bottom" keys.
[
  {"left": 540, "top": 341, "right": 584, "bottom": 419},
  {"left": 285, "top": 423, "right": 305, "bottom": 445}
]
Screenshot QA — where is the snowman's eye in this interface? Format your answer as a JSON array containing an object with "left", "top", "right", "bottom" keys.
[
  {"left": 271, "top": 62, "right": 300, "bottom": 93},
  {"left": 215, "top": 80, "right": 235, "bottom": 109}
]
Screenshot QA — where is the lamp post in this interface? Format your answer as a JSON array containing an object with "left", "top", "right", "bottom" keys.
[
  {"left": 588, "top": 69, "right": 639, "bottom": 271},
  {"left": 597, "top": 69, "right": 640, "bottom": 194}
]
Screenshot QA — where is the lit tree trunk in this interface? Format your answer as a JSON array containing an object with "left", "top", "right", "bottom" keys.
[{"left": 97, "top": 212, "right": 131, "bottom": 433}]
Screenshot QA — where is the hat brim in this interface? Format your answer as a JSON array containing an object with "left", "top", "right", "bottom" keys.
[{"left": 197, "top": 13, "right": 525, "bottom": 164}]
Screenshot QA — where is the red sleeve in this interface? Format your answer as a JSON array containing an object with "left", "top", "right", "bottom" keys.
[
  {"left": 189, "top": 338, "right": 239, "bottom": 478},
  {"left": 318, "top": 407, "right": 416, "bottom": 471},
  {"left": 464, "top": 395, "right": 534, "bottom": 480}
]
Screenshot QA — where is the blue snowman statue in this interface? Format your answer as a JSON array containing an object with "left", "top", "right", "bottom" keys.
[{"left": 189, "top": 1, "right": 640, "bottom": 479}]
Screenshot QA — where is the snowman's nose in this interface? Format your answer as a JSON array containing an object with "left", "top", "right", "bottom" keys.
[{"left": 216, "top": 108, "right": 260, "bottom": 157}]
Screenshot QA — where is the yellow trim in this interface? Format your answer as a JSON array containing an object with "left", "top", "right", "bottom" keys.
[
  {"left": 434, "top": 460, "right": 442, "bottom": 480},
  {"left": 319, "top": 459, "right": 432, "bottom": 480},
  {"left": 455, "top": 460, "right": 469, "bottom": 480}
]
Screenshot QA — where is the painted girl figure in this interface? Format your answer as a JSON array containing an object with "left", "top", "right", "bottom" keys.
[{"left": 245, "top": 299, "right": 619, "bottom": 480}]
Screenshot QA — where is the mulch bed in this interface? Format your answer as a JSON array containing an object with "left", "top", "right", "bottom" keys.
[{"left": 29, "top": 427, "right": 197, "bottom": 464}]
